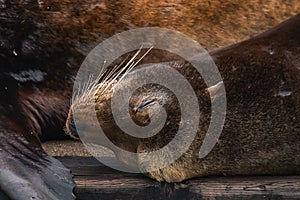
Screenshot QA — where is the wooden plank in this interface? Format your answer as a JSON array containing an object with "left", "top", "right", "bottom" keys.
[{"left": 57, "top": 157, "right": 300, "bottom": 200}]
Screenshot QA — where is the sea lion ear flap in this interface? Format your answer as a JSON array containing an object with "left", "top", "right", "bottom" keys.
[{"left": 206, "top": 81, "right": 225, "bottom": 102}]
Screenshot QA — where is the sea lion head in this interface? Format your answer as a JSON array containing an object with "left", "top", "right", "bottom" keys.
[
  {"left": 65, "top": 60, "right": 213, "bottom": 182},
  {"left": 65, "top": 63, "right": 181, "bottom": 150}
]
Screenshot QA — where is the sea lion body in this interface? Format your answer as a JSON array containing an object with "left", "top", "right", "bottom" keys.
[{"left": 67, "top": 14, "right": 300, "bottom": 182}]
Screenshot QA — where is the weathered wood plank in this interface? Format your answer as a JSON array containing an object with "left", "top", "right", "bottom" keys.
[{"left": 57, "top": 157, "right": 300, "bottom": 200}]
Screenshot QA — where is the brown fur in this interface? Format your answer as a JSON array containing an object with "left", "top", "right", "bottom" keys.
[{"left": 67, "top": 14, "right": 300, "bottom": 182}]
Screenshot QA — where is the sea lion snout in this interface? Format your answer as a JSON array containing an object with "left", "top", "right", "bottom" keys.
[{"left": 65, "top": 110, "right": 79, "bottom": 139}]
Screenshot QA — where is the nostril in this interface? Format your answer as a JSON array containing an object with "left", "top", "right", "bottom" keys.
[
  {"left": 70, "top": 120, "right": 77, "bottom": 133},
  {"left": 66, "top": 112, "right": 79, "bottom": 139}
]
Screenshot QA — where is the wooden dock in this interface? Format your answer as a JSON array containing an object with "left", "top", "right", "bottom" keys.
[{"left": 57, "top": 157, "right": 300, "bottom": 200}]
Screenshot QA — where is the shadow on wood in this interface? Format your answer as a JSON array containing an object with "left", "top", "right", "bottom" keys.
[{"left": 57, "top": 156, "right": 300, "bottom": 200}]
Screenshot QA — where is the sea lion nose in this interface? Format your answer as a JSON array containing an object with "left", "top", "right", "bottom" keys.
[{"left": 65, "top": 111, "right": 79, "bottom": 139}]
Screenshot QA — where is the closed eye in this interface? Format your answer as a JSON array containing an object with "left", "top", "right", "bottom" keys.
[{"left": 135, "top": 99, "right": 156, "bottom": 112}]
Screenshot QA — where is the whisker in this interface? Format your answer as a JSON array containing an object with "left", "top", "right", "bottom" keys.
[
  {"left": 72, "top": 45, "right": 153, "bottom": 107},
  {"left": 111, "top": 46, "right": 153, "bottom": 92},
  {"left": 100, "top": 47, "right": 144, "bottom": 95}
]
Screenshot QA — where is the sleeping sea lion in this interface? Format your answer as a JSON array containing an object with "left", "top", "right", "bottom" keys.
[{"left": 66, "top": 13, "right": 300, "bottom": 182}]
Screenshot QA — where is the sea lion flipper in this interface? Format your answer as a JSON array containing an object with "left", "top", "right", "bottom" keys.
[
  {"left": 0, "top": 121, "right": 75, "bottom": 200},
  {"left": 0, "top": 157, "right": 75, "bottom": 200}
]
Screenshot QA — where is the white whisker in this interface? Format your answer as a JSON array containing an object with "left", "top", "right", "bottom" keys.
[
  {"left": 100, "top": 46, "right": 146, "bottom": 95},
  {"left": 72, "top": 45, "right": 153, "bottom": 108},
  {"left": 111, "top": 46, "right": 153, "bottom": 92}
]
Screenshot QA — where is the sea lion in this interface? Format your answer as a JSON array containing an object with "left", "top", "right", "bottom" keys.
[
  {"left": 0, "top": 1, "right": 78, "bottom": 199},
  {"left": 1, "top": 0, "right": 299, "bottom": 199},
  {"left": 66, "top": 13, "right": 300, "bottom": 182}
]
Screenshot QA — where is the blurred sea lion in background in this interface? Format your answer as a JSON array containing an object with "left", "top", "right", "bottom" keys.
[{"left": 0, "top": 0, "right": 299, "bottom": 199}]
